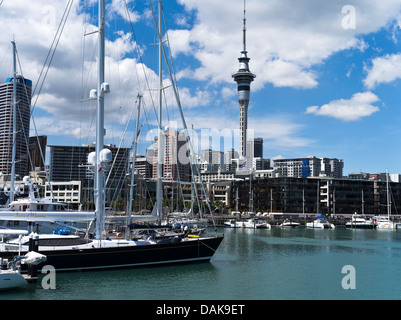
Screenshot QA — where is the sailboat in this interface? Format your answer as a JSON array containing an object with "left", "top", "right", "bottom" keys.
[
  {"left": 375, "top": 170, "right": 396, "bottom": 230},
  {"left": 0, "top": 0, "right": 223, "bottom": 272}
]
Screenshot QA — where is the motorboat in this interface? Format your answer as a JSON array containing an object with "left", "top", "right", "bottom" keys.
[
  {"left": 0, "top": 249, "right": 46, "bottom": 290},
  {"left": 0, "top": 263, "right": 28, "bottom": 291},
  {"left": 280, "top": 219, "right": 300, "bottom": 228},
  {"left": 374, "top": 216, "right": 395, "bottom": 230},
  {"left": 224, "top": 218, "right": 271, "bottom": 229},
  {"left": 307, "top": 217, "right": 335, "bottom": 229},
  {"left": 345, "top": 214, "right": 375, "bottom": 229},
  {"left": 243, "top": 219, "right": 271, "bottom": 229},
  {"left": 224, "top": 219, "right": 243, "bottom": 228}
]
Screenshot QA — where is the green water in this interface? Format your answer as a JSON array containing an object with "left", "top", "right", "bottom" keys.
[{"left": 1, "top": 227, "right": 401, "bottom": 300}]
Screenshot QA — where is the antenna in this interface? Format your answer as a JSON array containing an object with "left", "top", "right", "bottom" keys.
[{"left": 243, "top": 0, "right": 247, "bottom": 53}]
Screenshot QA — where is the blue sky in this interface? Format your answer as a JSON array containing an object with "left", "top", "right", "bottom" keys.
[{"left": 1, "top": 0, "right": 401, "bottom": 175}]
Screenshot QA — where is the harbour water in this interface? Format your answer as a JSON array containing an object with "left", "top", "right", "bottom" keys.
[{"left": 1, "top": 227, "right": 401, "bottom": 300}]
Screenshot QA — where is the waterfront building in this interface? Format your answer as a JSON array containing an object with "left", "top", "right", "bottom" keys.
[
  {"left": 348, "top": 172, "right": 369, "bottom": 180},
  {"left": 273, "top": 156, "right": 343, "bottom": 179},
  {"left": 0, "top": 76, "right": 32, "bottom": 177},
  {"left": 229, "top": 176, "right": 401, "bottom": 216},
  {"left": 44, "top": 181, "right": 82, "bottom": 208},
  {"left": 49, "top": 144, "right": 130, "bottom": 205},
  {"left": 194, "top": 170, "right": 236, "bottom": 183}
]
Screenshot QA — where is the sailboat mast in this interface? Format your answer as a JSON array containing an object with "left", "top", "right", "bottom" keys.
[
  {"left": 386, "top": 169, "right": 391, "bottom": 219},
  {"left": 10, "top": 40, "right": 17, "bottom": 204},
  {"left": 95, "top": 0, "right": 106, "bottom": 240},
  {"left": 127, "top": 95, "right": 142, "bottom": 234},
  {"left": 156, "top": 0, "right": 163, "bottom": 225}
]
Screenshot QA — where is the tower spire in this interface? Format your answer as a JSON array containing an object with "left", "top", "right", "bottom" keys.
[
  {"left": 243, "top": 0, "right": 247, "bottom": 53},
  {"left": 233, "top": 0, "right": 255, "bottom": 159}
]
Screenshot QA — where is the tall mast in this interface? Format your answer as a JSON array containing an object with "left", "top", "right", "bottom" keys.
[
  {"left": 10, "top": 40, "right": 17, "bottom": 204},
  {"left": 95, "top": 0, "right": 106, "bottom": 240},
  {"left": 386, "top": 169, "right": 391, "bottom": 219},
  {"left": 126, "top": 94, "right": 142, "bottom": 236},
  {"left": 156, "top": 0, "right": 163, "bottom": 225}
]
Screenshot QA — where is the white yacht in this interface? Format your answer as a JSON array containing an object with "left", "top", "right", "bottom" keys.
[
  {"left": 307, "top": 217, "right": 335, "bottom": 229},
  {"left": 0, "top": 248, "right": 46, "bottom": 291},
  {"left": 374, "top": 216, "right": 395, "bottom": 230},
  {"left": 224, "top": 219, "right": 243, "bottom": 228},
  {"left": 243, "top": 219, "right": 271, "bottom": 229},
  {"left": 280, "top": 219, "right": 300, "bottom": 228},
  {"left": 0, "top": 263, "right": 28, "bottom": 291},
  {"left": 345, "top": 214, "right": 376, "bottom": 229}
]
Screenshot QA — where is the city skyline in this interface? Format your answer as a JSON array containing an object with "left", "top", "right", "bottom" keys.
[{"left": 0, "top": 1, "right": 401, "bottom": 175}]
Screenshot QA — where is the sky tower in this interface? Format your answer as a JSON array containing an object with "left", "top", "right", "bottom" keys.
[{"left": 232, "top": 0, "right": 256, "bottom": 159}]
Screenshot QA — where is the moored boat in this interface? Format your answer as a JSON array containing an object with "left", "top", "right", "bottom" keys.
[
  {"left": 307, "top": 217, "right": 335, "bottom": 229},
  {"left": 374, "top": 216, "right": 395, "bottom": 230},
  {"left": 345, "top": 214, "right": 375, "bottom": 229},
  {"left": 280, "top": 219, "right": 300, "bottom": 228},
  {"left": 0, "top": 0, "right": 223, "bottom": 272}
]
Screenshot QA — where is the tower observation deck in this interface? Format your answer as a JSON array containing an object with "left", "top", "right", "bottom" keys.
[{"left": 232, "top": 0, "right": 256, "bottom": 159}]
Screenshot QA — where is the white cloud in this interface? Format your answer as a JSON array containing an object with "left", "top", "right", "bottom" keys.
[
  {"left": 305, "top": 92, "right": 380, "bottom": 122},
  {"left": 107, "top": 0, "right": 140, "bottom": 23},
  {"left": 262, "top": 59, "right": 318, "bottom": 89},
  {"left": 1, "top": 0, "right": 400, "bottom": 146},
  {"left": 364, "top": 53, "right": 401, "bottom": 89},
  {"left": 174, "top": 0, "right": 401, "bottom": 89},
  {"left": 178, "top": 87, "right": 211, "bottom": 109}
]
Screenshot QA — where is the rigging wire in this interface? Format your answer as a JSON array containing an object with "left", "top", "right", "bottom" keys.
[
  {"left": 15, "top": 49, "right": 39, "bottom": 171},
  {"left": 30, "top": 0, "right": 75, "bottom": 116},
  {"left": 147, "top": 0, "right": 217, "bottom": 226},
  {"left": 123, "top": 0, "right": 158, "bottom": 122}
]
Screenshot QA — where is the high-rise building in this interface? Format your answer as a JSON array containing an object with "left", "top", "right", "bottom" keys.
[
  {"left": 49, "top": 144, "right": 129, "bottom": 205},
  {"left": 246, "top": 137, "right": 263, "bottom": 160},
  {"left": 273, "top": 156, "right": 344, "bottom": 179},
  {"left": 29, "top": 135, "right": 47, "bottom": 171},
  {"left": 232, "top": 2, "right": 256, "bottom": 158},
  {"left": 0, "top": 76, "right": 32, "bottom": 177},
  {"left": 152, "top": 130, "right": 190, "bottom": 182},
  {"left": 200, "top": 149, "right": 225, "bottom": 171},
  {"left": 225, "top": 148, "right": 239, "bottom": 171},
  {"left": 320, "top": 158, "right": 344, "bottom": 178}
]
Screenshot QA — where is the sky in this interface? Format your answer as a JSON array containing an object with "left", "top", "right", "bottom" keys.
[{"left": 1, "top": 0, "right": 401, "bottom": 175}]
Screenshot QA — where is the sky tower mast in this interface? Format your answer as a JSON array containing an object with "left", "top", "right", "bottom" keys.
[{"left": 232, "top": 0, "right": 256, "bottom": 159}]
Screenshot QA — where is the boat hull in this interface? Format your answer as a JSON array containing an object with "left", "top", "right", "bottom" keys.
[
  {"left": 1, "top": 236, "right": 224, "bottom": 272},
  {"left": 0, "top": 271, "right": 28, "bottom": 290},
  {"left": 345, "top": 224, "right": 375, "bottom": 229}
]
